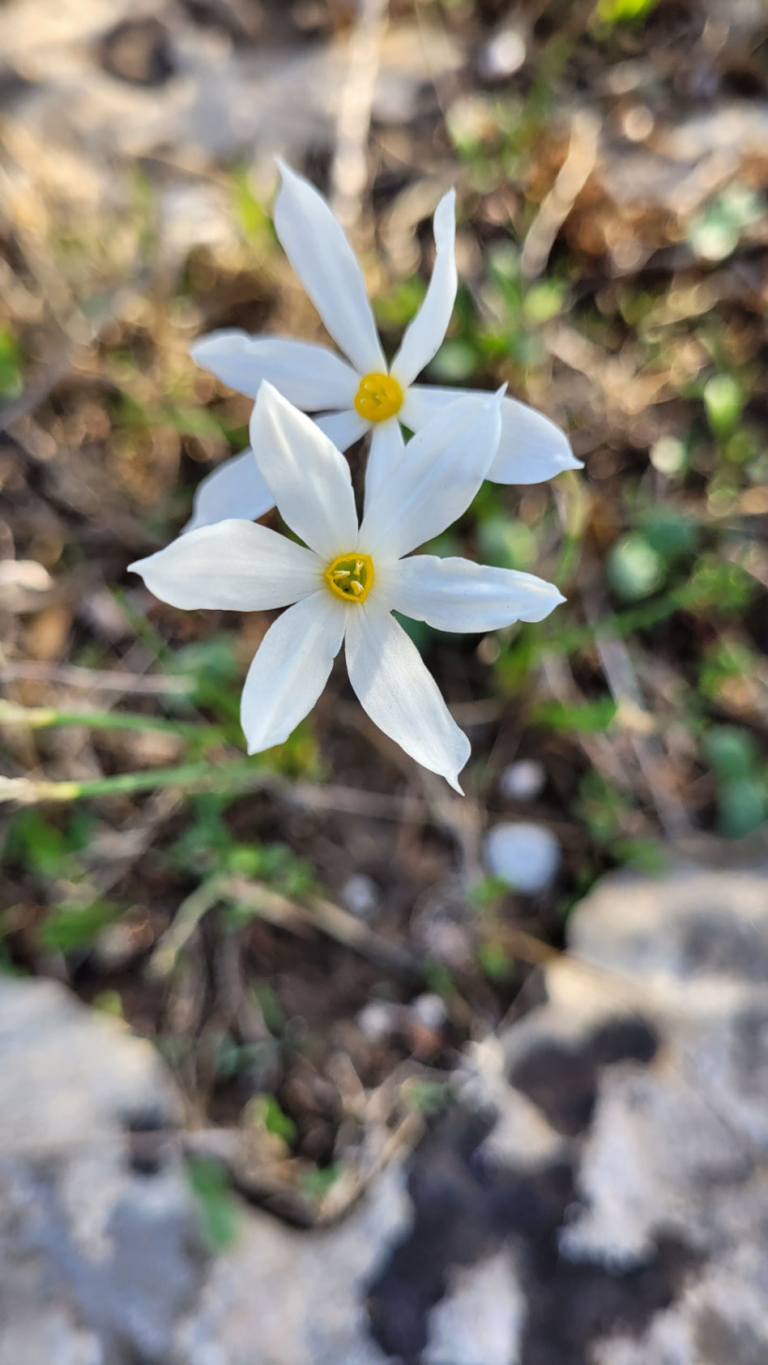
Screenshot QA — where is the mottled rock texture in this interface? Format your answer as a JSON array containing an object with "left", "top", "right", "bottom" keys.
[{"left": 2, "top": 865, "right": 767, "bottom": 1363}]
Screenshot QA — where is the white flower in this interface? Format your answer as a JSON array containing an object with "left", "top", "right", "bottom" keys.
[
  {"left": 131, "top": 384, "right": 564, "bottom": 791},
  {"left": 185, "top": 161, "right": 581, "bottom": 533}
]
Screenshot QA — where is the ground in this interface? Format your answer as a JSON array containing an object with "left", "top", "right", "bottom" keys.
[{"left": 0, "top": 0, "right": 767, "bottom": 1243}]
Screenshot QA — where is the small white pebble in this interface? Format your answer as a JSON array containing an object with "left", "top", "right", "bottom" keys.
[
  {"left": 478, "top": 27, "right": 526, "bottom": 81},
  {"left": 484, "top": 822, "right": 561, "bottom": 894},
  {"left": 499, "top": 760, "right": 546, "bottom": 802},
  {"left": 340, "top": 873, "right": 379, "bottom": 920},
  {"left": 409, "top": 993, "right": 448, "bottom": 1032},
  {"left": 356, "top": 1001, "right": 399, "bottom": 1043}
]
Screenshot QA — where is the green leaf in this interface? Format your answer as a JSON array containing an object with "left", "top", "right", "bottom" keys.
[
  {"left": 704, "top": 726, "right": 758, "bottom": 782},
  {"left": 641, "top": 510, "right": 700, "bottom": 561},
  {"left": 523, "top": 280, "right": 564, "bottom": 326},
  {"left": 596, "top": 0, "right": 659, "bottom": 23},
  {"left": 187, "top": 1157, "right": 242, "bottom": 1251},
  {"left": 39, "top": 899, "right": 117, "bottom": 954},
  {"left": 0, "top": 327, "right": 23, "bottom": 399},
  {"left": 533, "top": 696, "right": 618, "bottom": 733},
  {"left": 718, "top": 778, "right": 766, "bottom": 840},
  {"left": 4, "top": 810, "right": 65, "bottom": 878},
  {"left": 477, "top": 940, "right": 514, "bottom": 982},
  {"left": 688, "top": 189, "right": 762, "bottom": 263},
  {"left": 608, "top": 534, "right": 666, "bottom": 602},
  {"left": 428, "top": 339, "right": 479, "bottom": 383},
  {"left": 478, "top": 516, "right": 537, "bottom": 571},
  {"left": 704, "top": 374, "right": 744, "bottom": 441},
  {"left": 251, "top": 1094, "right": 297, "bottom": 1146},
  {"left": 299, "top": 1163, "right": 341, "bottom": 1202}
]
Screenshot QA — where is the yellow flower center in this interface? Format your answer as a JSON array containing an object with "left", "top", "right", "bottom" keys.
[
  {"left": 324, "top": 552, "right": 375, "bottom": 604},
  {"left": 354, "top": 372, "right": 403, "bottom": 423}
]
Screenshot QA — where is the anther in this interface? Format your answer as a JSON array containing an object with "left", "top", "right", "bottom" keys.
[{"left": 354, "top": 373, "right": 403, "bottom": 423}]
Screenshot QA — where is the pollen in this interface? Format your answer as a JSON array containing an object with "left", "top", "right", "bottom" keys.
[
  {"left": 324, "top": 552, "right": 375, "bottom": 604},
  {"left": 354, "top": 372, "right": 403, "bottom": 423}
]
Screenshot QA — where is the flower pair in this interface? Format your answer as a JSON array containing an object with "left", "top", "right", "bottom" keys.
[{"left": 131, "top": 163, "right": 573, "bottom": 790}]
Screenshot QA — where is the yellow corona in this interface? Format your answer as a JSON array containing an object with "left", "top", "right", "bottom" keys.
[
  {"left": 324, "top": 552, "right": 375, "bottom": 604},
  {"left": 353, "top": 373, "right": 403, "bottom": 423}
]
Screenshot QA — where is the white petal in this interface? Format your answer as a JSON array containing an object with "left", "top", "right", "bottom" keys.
[
  {"left": 345, "top": 599, "right": 470, "bottom": 792},
  {"left": 249, "top": 383, "right": 359, "bottom": 560},
  {"left": 183, "top": 449, "right": 275, "bottom": 533},
  {"left": 390, "top": 191, "right": 457, "bottom": 388},
  {"left": 314, "top": 408, "right": 369, "bottom": 450},
  {"left": 363, "top": 418, "right": 405, "bottom": 513},
  {"left": 360, "top": 394, "right": 502, "bottom": 561},
  {"left": 190, "top": 332, "right": 359, "bottom": 408},
  {"left": 388, "top": 555, "right": 565, "bottom": 632},
  {"left": 404, "top": 386, "right": 581, "bottom": 484},
  {"left": 129, "top": 520, "right": 321, "bottom": 611},
  {"left": 274, "top": 161, "right": 385, "bottom": 374},
  {"left": 240, "top": 591, "right": 346, "bottom": 753}
]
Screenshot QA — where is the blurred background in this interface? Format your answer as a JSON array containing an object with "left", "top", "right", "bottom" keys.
[{"left": 1, "top": 0, "right": 767, "bottom": 1361}]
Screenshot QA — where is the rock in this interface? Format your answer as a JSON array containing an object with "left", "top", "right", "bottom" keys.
[
  {"left": 0, "top": 976, "right": 406, "bottom": 1364},
  {"left": 477, "top": 26, "right": 526, "bottom": 82},
  {"left": 484, "top": 821, "right": 561, "bottom": 893},
  {"left": 356, "top": 1000, "right": 400, "bottom": 1042},
  {"left": 341, "top": 873, "right": 380, "bottom": 921},
  {"left": 99, "top": 19, "right": 175, "bottom": 87},
  {"left": 0, "top": 0, "right": 462, "bottom": 198},
  {"left": 362, "top": 866, "right": 768, "bottom": 1363},
  {"left": 0, "top": 976, "right": 202, "bottom": 1365},
  {"left": 409, "top": 993, "right": 447, "bottom": 1033},
  {"left": 5, "top": 866, "right": 768, "bottom": 1365},
  {"left": 498, "top": 759, "right": 546, "bottom": 802},
  {"left": 185, "top": 1162, "right": 407, "bottom": 1365},
  {"left": 424, "top": 1249, "right": 525, "bottom": 1365}
]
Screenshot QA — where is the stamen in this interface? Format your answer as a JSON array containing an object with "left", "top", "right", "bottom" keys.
[
  {"left": 354, "top": 372, "right": 403, "bottom": 423},
  {"left": 325, "top": 552, "right": 375, "bottom": 604}
]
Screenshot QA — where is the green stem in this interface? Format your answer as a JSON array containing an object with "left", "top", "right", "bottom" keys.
[
  {"left": 0, "top": 758, "right": 270, "bottom": 806},
  {"left": 0, "top": 700, "right": 224, "bottom": 744}
]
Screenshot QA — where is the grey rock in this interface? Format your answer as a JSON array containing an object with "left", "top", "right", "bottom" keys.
[
  {"left": 368, "top": 866, "right": 768, "bottom": 1365},
  {"left": 183, "top": 1163, "right": 406, "bottom": 1365},
  {"left": 498, "top": 759, "right": 546, "bottom": 802},
  {"left": 0, "top": 0, "right": 461, "bottom": 190},
  {"left": 341, "top": 873, "right": 380, "bottom": 921},
  {"left": 424, "top": 1250, "right": 525, "bottom": 1365},
  {"left": 409, "top": 993, "right": 448, "bottom": 1033},
  {"left": 477, "top": 27, "right": 527, "bottom": 82},
  {"left": 0, "top": 977, "right": 201, "bottom": 1365},
  {"left": 492, "top": 866, "right": 768, "bottom": 1364},
  {"left": 5, "top": 864, "right": 768, "bottom": 1365},
  {"left": 0, "top": 976, "right": 405, "bottom": 1364},
  {"left": 484, "top": 820, "right": 561, "bottom": 893}
]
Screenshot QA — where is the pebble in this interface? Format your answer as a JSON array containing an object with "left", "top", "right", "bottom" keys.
[
  {"left": 484, "top": 822, "right": 561, "bottom": 894},
  {"left": 340, "top": 873, "right": 380, "bottom": 920},
  {"left": 477, "top": 27, "right": 527, "bottom": 81},
  {"left": 499, "top": 760, "right": 546, "bottom": 802},
  {"left": 356, "top": 1001, "right": 399, "bottom": 1043},
  {"left": 409, "top": 993, "right": 448, "bottom": 1032}
]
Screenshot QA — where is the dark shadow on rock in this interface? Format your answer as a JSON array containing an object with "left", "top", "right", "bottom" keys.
[
  {"left": 366, "top": 1012, "right": 698, "bottom": 1365},
  {"left": 99, "top": 19, "right": 176, "bottom": 87},
  {"left": 509, "top": 1015, "right": 659, "bottom": 1137}
]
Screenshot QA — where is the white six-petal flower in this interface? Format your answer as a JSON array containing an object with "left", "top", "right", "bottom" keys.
[
  {"left": 131, "top": 384, "right": 564, "bottom": 791},
  {"left": 185, "top": 161, "right": 581, "bottom": 533}
]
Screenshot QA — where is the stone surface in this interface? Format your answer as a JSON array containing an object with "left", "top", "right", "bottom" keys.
[
  {"left": 3, "top": 865, "right": 768, "bottom": 1363},
  {"left": 0, "top": 977, "right": 201, "bottom": 1365},
  {"left": 0, "top": 976, "right": 404, "bottom": 1364},
  {"left": 484, "top": 821, "right": 562, "bottom": 893},
  {"left": 0, "top": 0, "right": 461, "bottom": 199}
]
